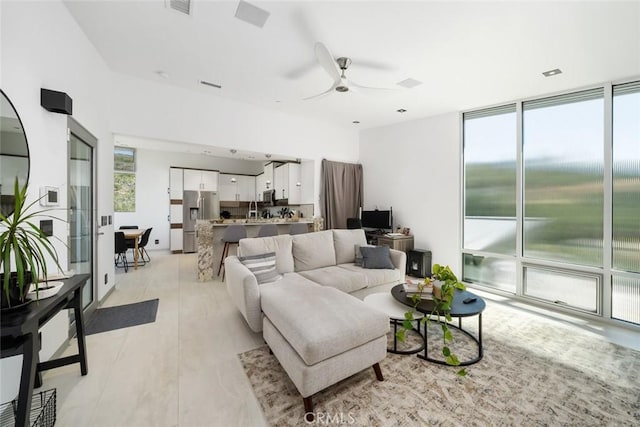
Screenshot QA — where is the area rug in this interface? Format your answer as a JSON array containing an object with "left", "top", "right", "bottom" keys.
[
  {"left": 239, "top": 300, "right": 640, "bottom": 426},
  {"left": 85, "top": 299, "right": 159, "bottom": 335}
]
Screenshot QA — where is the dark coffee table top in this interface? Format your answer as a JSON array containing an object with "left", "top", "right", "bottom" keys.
[{"left": 391, "top": 284, "right": 486, "bottom": 317}]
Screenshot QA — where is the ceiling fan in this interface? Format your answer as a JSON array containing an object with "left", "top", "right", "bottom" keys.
[{"left": 303, "top": 42, "right": 394, "bottom": 100}]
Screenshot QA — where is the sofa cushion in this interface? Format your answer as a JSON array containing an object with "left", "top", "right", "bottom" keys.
[
  {"left": 292, "top": 230, "right": 336, "bottom": 272},
  {"left": 360, "top": 246, "right": 395, "bottom": 269},
  {"left": 332, "top": 229, "right": 368, "bottom": 264},
  {"left": 338, "top": 263, "right": 402, "bottom": 287},
  {"left": 298, "top": 266, "right": 368, "bottom": 294},
  {"left": 238, "top": 252, "right": 282, "bottom": 284},
  {"left": 239, "top": 234, "right": 294, "bottom": 274},
  {"left": 260, "top": 279, "right": 389, "bottom": 365}
]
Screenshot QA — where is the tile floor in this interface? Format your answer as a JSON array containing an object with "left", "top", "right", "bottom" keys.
[
  {"left": 37, "top": 252, "right": 267, "bottom": 426},
  {"left": 36, "top": 252, "right": 639, "bottom": 426}
]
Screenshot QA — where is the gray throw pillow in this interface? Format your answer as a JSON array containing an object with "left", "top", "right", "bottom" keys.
[
  {"left": 238, "top": 252, "right": 283, "bottom": 284},
  {"left": 360, "top": 246, "right": 395, "bottom": 270},
  {"left": 354, "top": 244, "right": 375, "bottom": 266}
]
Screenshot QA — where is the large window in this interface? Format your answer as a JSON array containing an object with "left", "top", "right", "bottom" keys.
[
  {"left": 463, "top": 81, "right": 640, "bottom": 326},
  {"left": 523, "top": 89, "right": 604, "bottom": 267},
  {"left": 462, "top": 106, "right": 517, "bottom": 293},
  {"left": 114, "top": 147, "right": 136, "bottom": 212},
  {"left": 611, "top": 81, "right": 640, "bottom": 324}
]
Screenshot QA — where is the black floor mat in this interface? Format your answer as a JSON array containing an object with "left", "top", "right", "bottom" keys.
[{"left": 85, "top": 299, "right": 159, "bottom": 335}]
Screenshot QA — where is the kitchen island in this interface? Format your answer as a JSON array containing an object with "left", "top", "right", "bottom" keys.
[{"left": 196, "top": 219, "right": 318, "bottom": 281}]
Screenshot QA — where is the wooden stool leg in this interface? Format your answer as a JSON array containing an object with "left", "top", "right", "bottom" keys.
[
  {"left": 373, "top": 363, "right": 384, "bottom": 381},
  {"left": 218, "top": 242, "right": 229, "bottom": 276},
  {"left": 303, "top": 396, "right": 314, "bottom": 422}
]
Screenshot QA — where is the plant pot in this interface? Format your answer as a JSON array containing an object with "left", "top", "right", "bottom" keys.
[
  {"left": 432, "top": 280, "right": 443, "bottom": 299},
  {"left": 1, "top": 271, "right": 33, "bottom": 309}
]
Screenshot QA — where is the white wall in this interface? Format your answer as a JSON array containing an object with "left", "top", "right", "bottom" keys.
[
  {"left": 359, "top": 113, "right": 461, "bottom": 272},
  {"left": 0, "top": 0, "right": 113, "bottom": 401},
  {"left": 114, "top": 149, "right": 265, "bottom": 250}
]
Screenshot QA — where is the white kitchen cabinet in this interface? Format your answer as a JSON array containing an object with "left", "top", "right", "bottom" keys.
[
  {"left": 238, "top": 175, "right": 256, "bottom": 201},
  {"left": 300, "top": 160, "right": 314, "bottom": 204},
  {"left": 169, "top": 168, "right": 183, "bottom": 199},
  {"left": 274, "top": 164, "right": 288, "bottom": 200},
  {"left": 170, "top": 229, "right": 183, "bottom": 252},
  {"left": 183, "top": 169, "right": 202, "bottom": 191},
  {"left": 256, "top": 173, "right": 265, "bottom": 200},
  {"left": 183, "top": 169, "right": 218, "bottom": 191},
  {"left": 201, "top": 170, "right": 218, "bottom": 192},
  {"left": 170, "top": 204, "right": 183, "bottom": 224},
  {"left": 287, "top": 163, "right": 301, "bottom": 205},
  {"left": 219, "top": 173, "right": 237, "bottom": 201},
  {"left": 219, "top": 174, "right": 256, "bottom": 201},
  {"left": 263, "top": 163, "right": 275, "bottom": 190}
]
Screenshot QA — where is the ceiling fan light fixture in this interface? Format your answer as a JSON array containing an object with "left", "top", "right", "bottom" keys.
[{"left": 336, "top": 86, "right": 349, "bottom": 93}]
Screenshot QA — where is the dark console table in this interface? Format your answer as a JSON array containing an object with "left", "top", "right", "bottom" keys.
[
  {"left": 391, "top": 284, "right": 485, "bottom": 365},
  {"left": 1, "top": 274, "right": 89, "bottom": 427}
]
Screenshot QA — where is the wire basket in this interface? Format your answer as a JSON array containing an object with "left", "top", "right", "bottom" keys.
[{"left": 0, "top": 388, "right": 56, "bottom": 427}]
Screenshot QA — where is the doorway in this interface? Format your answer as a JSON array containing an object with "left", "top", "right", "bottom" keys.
[{"left": 68, "top": 119, "right": 98, "bottom": 319}]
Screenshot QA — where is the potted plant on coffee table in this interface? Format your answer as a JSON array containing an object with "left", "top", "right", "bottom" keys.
[
  {"left": 397, "top": 264, "right": 468, "bottom": 376},
  {"left": 1, "top": 179, "right": 62, "bottom": 309}
]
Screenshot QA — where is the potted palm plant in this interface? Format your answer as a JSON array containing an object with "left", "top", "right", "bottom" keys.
[{"left": 0, "top": 179, "right": 62, "bottom": 309}]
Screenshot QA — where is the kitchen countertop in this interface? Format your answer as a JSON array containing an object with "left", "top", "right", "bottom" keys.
[{"left": 199, "top": 219, "right": 314, "bottom": 226}]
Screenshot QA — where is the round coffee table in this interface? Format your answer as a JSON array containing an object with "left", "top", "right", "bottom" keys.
[
  {"left": 363, "top": 293, "right": 426, "bottom": 355},
  {"left": 391, "top": 284, "right": 486, "bottom": 365}
]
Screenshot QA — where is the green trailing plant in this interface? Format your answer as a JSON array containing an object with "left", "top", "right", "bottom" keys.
[
  {"left": 397, "top": 264, "right": 468, "bottom": 376},
  {"left": 0, "top": 179, "right": 63, "bottom": 307}
]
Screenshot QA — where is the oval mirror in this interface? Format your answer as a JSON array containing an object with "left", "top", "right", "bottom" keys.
[{"left": 0, "top": 90, "right": 30, "bottom": 216}]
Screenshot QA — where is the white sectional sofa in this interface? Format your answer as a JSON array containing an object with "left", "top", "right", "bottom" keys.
[
  {"left": 225, "top": 229, "right": 406, "bottom": 333},
  {"left": 224, "top": 229, "right": 406, "bottom": 420}
]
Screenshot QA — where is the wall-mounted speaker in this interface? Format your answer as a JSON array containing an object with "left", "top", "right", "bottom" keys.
[
  {"left": 407, "top": 249, "right": 432, "bottom": 278},
  {"left": 41, "top": 89, "right": 72, "bottom": 115}
]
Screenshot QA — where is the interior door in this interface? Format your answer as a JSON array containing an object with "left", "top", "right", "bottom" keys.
[{"left": 68, "top": 119, "right": 98, "bottom": 316}]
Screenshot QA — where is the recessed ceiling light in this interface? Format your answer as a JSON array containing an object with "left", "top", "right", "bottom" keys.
[
  {"left": 396, "top": 78, "right": 422, "bottom": 89},
  {"left": 397, "top": 109, "right": 407, "bottom": 113},
  {"left": 265, "top": 154, "right": 272, "bottom": 159},
  {"left": 200, "top": 80, "right": 222, "bottom": 89},
  {"left": 352, "top": 120, "right": 360, "bottom": 124},
  {"left": 155, "top": 70, "right": 169, "bottom": 79},
  {"left": 230, "top": 149, "right": 237, "bottom": 154},
  {"left": 542, "top": 68, "right": 562, "bottom": 77},
  {"left": 235, "top": 0, "right": 270, "bottom": 28}
]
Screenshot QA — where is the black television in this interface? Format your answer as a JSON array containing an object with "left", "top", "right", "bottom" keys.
[{"left": 361, "top": 210, "right": 392, "bottom": 231}]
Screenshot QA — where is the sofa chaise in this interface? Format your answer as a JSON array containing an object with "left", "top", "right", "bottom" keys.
[{"left": 224, "top": 229, "right": 406, "bottom": 420}]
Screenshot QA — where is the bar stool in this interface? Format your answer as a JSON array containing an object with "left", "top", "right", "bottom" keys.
[
  {"left": 288, "top": 223, "right": 309, "bottom": 235},
  {"left": 218, "top": 225, "right": 247, "bottom": 281},
  {"left": 257, "top": 224, "right": 279, "bottom": 237}
]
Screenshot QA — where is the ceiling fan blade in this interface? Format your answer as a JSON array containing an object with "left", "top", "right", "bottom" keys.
[
  {"left": 314, "top": 42, "right": 341, "bottom": 84},
  {"left": 302, "top": 84, "right": 337, "bottom": 101},
  {"left": 347, "top": 79, "right": 396, "bottom": 92}
]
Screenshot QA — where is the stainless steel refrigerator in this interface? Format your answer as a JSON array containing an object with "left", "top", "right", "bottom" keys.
[{"left": 183, "top": 190, "right": 220, "bottom": 253}]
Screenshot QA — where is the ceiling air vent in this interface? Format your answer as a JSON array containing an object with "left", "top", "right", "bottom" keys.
[{"left": 167, "top": 0, "right": 191, "bottom": 16}]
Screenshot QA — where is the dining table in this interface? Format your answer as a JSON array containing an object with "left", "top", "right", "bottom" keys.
[{"left": 122, "top": 228, "right": 145, "bottom": 270}]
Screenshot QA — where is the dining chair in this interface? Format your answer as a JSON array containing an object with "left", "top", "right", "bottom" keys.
[{"left": 114, "top": 231, "right": 129, "bottom": 273}]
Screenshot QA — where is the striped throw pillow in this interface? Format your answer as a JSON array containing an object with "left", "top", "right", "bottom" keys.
[{"left": 238, "top": 252, "right": 282, "bottom": 284}]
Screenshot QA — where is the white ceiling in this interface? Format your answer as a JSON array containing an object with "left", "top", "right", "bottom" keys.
[{"left": 64, "top": 0, "right": 639, "bottom": 132}]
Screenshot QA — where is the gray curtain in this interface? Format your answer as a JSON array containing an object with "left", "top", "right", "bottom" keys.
[{"left": 320, "top": 159, "right": 363, "bottom": 230}]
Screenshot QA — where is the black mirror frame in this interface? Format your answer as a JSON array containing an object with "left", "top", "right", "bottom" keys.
[{"left": 0, "top": 89, "right": 31, "bottom": 217}]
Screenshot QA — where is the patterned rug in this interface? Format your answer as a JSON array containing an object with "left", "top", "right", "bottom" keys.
[{"left": 239, "top": 300, "right": 640, "bottom": 426}]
